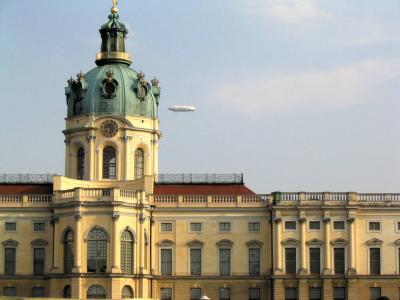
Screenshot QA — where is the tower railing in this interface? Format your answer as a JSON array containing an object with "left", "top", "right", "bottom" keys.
[
  {"left": 0, "top": 174, "right": 55, "bottom": 184},
  {"left": 155, "top": 173, "right": 243, "bottom": 184}
]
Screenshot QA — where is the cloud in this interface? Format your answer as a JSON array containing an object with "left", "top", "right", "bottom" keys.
[
  {"left": 242, "top": 0, "right": 328, "bottom": 24},
  {"left": 210, "top": 60, "right": 400, "bottom": 116}
]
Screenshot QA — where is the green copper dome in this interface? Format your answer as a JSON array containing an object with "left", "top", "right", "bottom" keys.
[{"left": 65, "top": 4, "right": 160, "bottom": 119}]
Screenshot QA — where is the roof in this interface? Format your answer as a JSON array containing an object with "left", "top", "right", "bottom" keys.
[
  {"left": 0, "top": 184, "right": 53, "bottom": 195},
  {"left": 154, "top": 184, "right": 255, "bottom": 195}
]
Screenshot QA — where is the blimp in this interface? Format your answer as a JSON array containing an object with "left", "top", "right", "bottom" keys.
[{"left": 168, "top": 105, "right": 197, "bottom": 112}]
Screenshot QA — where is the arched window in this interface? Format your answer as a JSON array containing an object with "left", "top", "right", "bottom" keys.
[
  {"left": 103, "top": 146, "right": 116, "bottom": 179},
  {"left": 121, "top": 285, "right": 134, "bottom": 299},
  {"left": 134, "top": 148, "right": 144, "bottom": 179},
  {"left": 87, "top": 285, "right": 106, "bottom": 299},
  {"left": 87, "top": 229, "right": 107, "bottom": 273},
  {"left": 77, "top": 147, "right": 85, "bottom": 180},
  {"left": 63, "top": 285, "right": 72, "bottom": 298},
  {"left": 121, "top": 230, "right": 134, "bottom": 274},
  {"left": 63, "top": 230, "right": 74, "bottom": 274}
]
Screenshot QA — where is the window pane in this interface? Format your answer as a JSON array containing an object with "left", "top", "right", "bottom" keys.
[
  {"left": 103, "top": 146, "right": 116, "bottom": 179},
  {"left": 309, "top": 221, "right": 321, "bottom": 230},
  {"left": 34, "top": 222, "right": 45, "bottom": 232},
  {"left": 370, "top": 287, "right": 381, "bottom": 300},
  {"left": 219, "top": 248, "right": 231, "bottom": 275},
  {"left": 309, "top": 288, "right": 321, "bottom": 300},
  {"left": 33, "top": 248, "right": 45, "bottom": 275},
  {"left": 309, "top": 248, "right": 320, "bottom": 274},
  {"left": 5, "top": 248, "right": 16, "bottom": 275},
  {"left": 4, "top": 287, "right": 16, "bottom": 296},
  {"left": 77, "top": 147, "right": 85, "bottom": 180},
  {"left": 334, "top": 248, "right": 345, "bottom": 274},
  {"left": 285, "top": 221, "right": 296, "bottom": 230},
  {"left": 249, "top": 288, "right": 260, "bottom": 300},
  {"left": 87, "top": 229, "right": 107, "bottom": 273},
  {"left": 219, "top": 222, "right": 231, "bottom": 232},
  {"left": 87, "top": 285, "right": 106, "bottom": 299},
  {"left": 248, "top": 222, "right": 260, "bottom": 232},
  {"left": 121, "top": 286, "right": 134, "bottom": 299},
  {"left": 161, "top": 288, "right": 172, "bottom": 300},
  {"left": 64, "top": 230, "right": 74, "bottom": 274},
  {"left": 285, "top": 248, "right": 296, "bottom": 274},
  {"left": 333, "top": 221, "right": 345, "bottom": 230},
  {"left": 5, "top": 222, "right": 16, "bottom": 231},
  {"left": 285, "top": 288, "right": 297, "bottom": 300},
  {"left": 190, "top": 249, "right": 201, "bottom": 275},
  {"left": 219, "top": 288, "right": 230, "bottom": 300},
  {"left": 121, "top": 230, "right": 133, "bottom": 274},
  {"left": 32, "top": 287, "right": 44, "bottom": 298},
  {"left": 369, "top": 222, "right": 381, "bottom": 231},
  {"left": 161, "top": 223, "right": 173, "bottom": 232},
  {"left": 190, "top": 222, "right": 202, "bottom": 232},
  {"left": 63, "top": 285, "right": 72, "bottom": 298},
  {"left": 134, "top": 148, "right": 144, "bottom": 179},
  {"left": 334, "top": 287, "right": 346, "bottom": 300},
  {"left": 161, "top": 249, "right": 172, "bottom": 275},
  {"left": 370, "top": 248, "right": 380, "bottom": 275},
  {"left": 190, "top": 288, "right": 201, "bottom": 300},
  {"left": 249, "top": 248, "right": 260, "bottom": 276}
]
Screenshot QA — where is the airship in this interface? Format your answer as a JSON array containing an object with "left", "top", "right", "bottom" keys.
[{"left": 168, "top": 105, "right": 197, "bottom": 112}]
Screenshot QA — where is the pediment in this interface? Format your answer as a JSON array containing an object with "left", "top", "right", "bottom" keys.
[
  {"left": 281, "top": 238, "right": 299, "bottom": 246},
  {"left": 306, "top": 238, "right": 324, "bottom": 246},
  {"left": 2, "top": 239, "right": 18, "bottom": 247},
  {"left": 216, "top": 239, "right": 233, "bottom": 248},
  {"left": 187, "top": 239, "right": 204, "bottom": 247},
  {"left": 157, "top": 239, "right": 175, "bottom": 247},
  {"left": 365, "top": 238, "right": 383, "bottom": 246},
  {"left": 246, "top": 239, "right": 263, "bottom": 248},
  {"left": 31, "top": 239, "right": 48, "bottom": 246},
  {"left": 330, "top": 238, "right": 348, "bottom": 246}
]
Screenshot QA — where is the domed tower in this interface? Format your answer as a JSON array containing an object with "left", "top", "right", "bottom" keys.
[{"left": 64, "top": 1, "right": 161, "bottom": 181}]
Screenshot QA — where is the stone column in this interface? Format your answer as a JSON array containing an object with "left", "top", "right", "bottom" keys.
[
  {"left": 299, "top": 217, "right": 307, "bottom": 274},
  {"left": 274, "top": 218, "right": 283, "bottom": 274},
  {"left": 72, "top": 212, "right": 82, "bottom": 273},
  {"left": 323, "top": 218, "right": 331, "bottom": 274},
  {"left": 111, "top": 212, "right": 121, "bottom": 273},
  {"left": 51, "top": 218, "right": 60, "bottom": 273},
  {"left": 87, "top": 135, "right": 96, "bottom": 180},
  {"left": 348, "top": 218, "right": 356, "bottom": 274},
  {"left": 122, "top": 135, "right": 130, "bottom": 180}
]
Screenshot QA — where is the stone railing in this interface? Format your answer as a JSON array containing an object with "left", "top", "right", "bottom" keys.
[
  {"left": 0, "top": 194, "right": 52, "bottom": 207},
  {"left": 53, "top": 188, "right": 138, "bottom": 204},
  {"left": 152, "top": 194, "right": 270, "bottom": 208}
]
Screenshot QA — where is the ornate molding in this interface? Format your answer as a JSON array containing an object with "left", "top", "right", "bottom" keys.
[
  {"left": 216, "top": 239, "right": 234, "bottom": 248},
  {"left": 87, "top": 135, "right": 96, "bottom": 142},
  {"left": 246, "top": 239, "right": 263, "bottom": 248},
  {"left": 2, "top": 239, "right": 18, "bottom": 247},
  {"left": 281, "top": 238, "right": 300, "bottom": 246},
  {"left": 299, "top": 217, "right": 306, "bottom": 224},
  {"left": 187, "top": 239, "right": 204, "bottom": 247},
  {"left": 31, "top": 239, "right": 48, "bottom": 246},
  {"left": 323, "top": 217, "right": 331, "bottom": 223},
  {"left": 306, "top": 238, "right": 324, "bottom": 246},
  {"left": 330, "top": 238, "right": 349, "bottom": 246},
  {"left": 74, "top": 212, "right": 83, "bottom": 220},
  {"left": 273, "top": 217, "right": 282, "bottom": 224},
  {"left": 157, "top": 239, "right": 174, "bottom": 247},
  {"left": 112, "top": 212, "right": 120, "bottom": 221},
  {"left": 365, "top": 238, "right": 383, "bottom": 246},
  {"left": 347, "top": 217, "right": 355, "bottom": 224}
]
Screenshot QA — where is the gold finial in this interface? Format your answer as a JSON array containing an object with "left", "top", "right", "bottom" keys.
[{"left": 111, "top": 0, "right": 118, "bottom": 14}]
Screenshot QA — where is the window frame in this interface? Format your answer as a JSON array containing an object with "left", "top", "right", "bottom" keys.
[
  {"left": 395, "top": 220, "right": 400, "bottom": 233},
  {"left": 309, "top": 287, "right": 322, "bottom": 300},
  {"left": 5, "top": 222, "right": 16, "bottom": 232},
  {"left": 369, "top": 247, "right": 381, "bottom": 275},
  {"left": 333, "top": 287, "right": 346, "bottom": 300},
  {"left": 370, "top": 287, "right": 381, "bottom": 300},
  {"left": 248, "top": 247, "right": 261, "bottom": 276},
  {"left": 160, "top": 287, "right": 172, "bottom": 300},
  {"left": 32, "top": 287, "right": 45, "bottom": 298},
  {"left": 219, "top": 247, "right": 232, "bottom": 276},
  {"left": 219, "top": 287, "right": 231, "bottom": 300},
  {"left": 308, "top": 220, "right": 321, "bottom": 231},
  {"left": 63, "top": 229, "right": 74, "bottom": 274},
  {"left": 332, "top": 247, "right": 346, "bottom": 275},
  {"left": 189, "top": 247, "right": 202, "bottom": 276},
  {"left": 77, "top": 147, "right": 85, "bottom": 180},
  {"left": 332, "top": 220, "right": 346, "bottom": 231},
  {"left": 190, "top": 287, "right": 201, "bottom": 300},
  {"left": 309, "top": 247, "right": 321, "bottom": 275},
  {"left": 248, "top": 222, "right": 261, "bottom": 232},
  {"left": 160, "top": 247, "right": 173, "bottom": 276},
  {"left": 284, "top": 220, "right": 297, "bottom": 232},
  {"left": 4, "top": 287, "right": 16, "bottom": 297},
  {"left": 367, "top": 220, "right": 382, "bottom": 233},
  {"left": 120, "top": 230, "right": 134, "bottom": 274},
  {"left": 284, "top": 247, "right": 297, "bottom": 275},
  {"left": 160, "top": 222, "right": 173, "bottom": 233},
  {"left": 4, "top": 247, "right": 16, "bottom": 276},
  {"left": 249, "top": 287, "right": 261, "bottom": 300},
  {"left": 86, "top": 228, "right": 108, "bottom": 273},
  {"left": 218, "top": 222, "right": 231, "bottom": 232},
  {"left": 189, "top": 222, "right": 202, "bottom": 233},
  {"left": 285, "top": 287, "right": 297, "bottom": 300},
  {"left": 33, "top": 247, "right": 45, "bottom": 275},
  {"left": 134, "top": 148, "right": 145, "bottom": 179},
  {"left": 102, "top": 146, "right": 117, "bottom": 180},
  {"left": 33, "top": 221, "right": 46, "bottom": 232}
]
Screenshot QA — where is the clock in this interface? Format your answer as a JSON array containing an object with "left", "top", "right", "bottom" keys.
[{"left": 101, "top": 120, "right": 118, "bottom": 138}]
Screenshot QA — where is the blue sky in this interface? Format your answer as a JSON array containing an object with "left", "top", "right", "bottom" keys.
[{"left": 0, "top": 0, "right": 399, "bottom": 192}]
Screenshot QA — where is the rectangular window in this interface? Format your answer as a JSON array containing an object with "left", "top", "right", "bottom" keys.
[
  {"left": 160, "top": 222, "right": 173, "bottom": 232},
  {"left": 33, "top": 248, "right": 45, "bottom": 275},
  {"left": 219, "top": 248, "right": 231, "bottom": 275},
  {"left": 334, "top": 248, "right": 345, "bottom": 274},
  {"left": 285, "top": 221, "right": 297, "bottom": 231},
  {"left": 285, "top": 248, "right": 296, "bottom": 274},
  {"left": 219, "top": 288, "right": 230, "bottom": 300},
  {"left": 333, "top": 221, "right": 345, "bottom": 230},
  {"left": 309, "top": 248, "right": 320, "bottom": 274},
  {"left": 370, "top": 248, "right": 381, "bottom": 275},
  {"left": 219, "top": 222, "right": 231, "bottom": 232},
  {"left": 5, "top": 248, "right": 16, "bottom": 275},
  {"left": 190, "top": 288, "right": 201, "bottom": 300},
  {"left": 249, "top": 288, "right": 260, "bottom": 300},
  {"left": 368, "top": 221, "right": 381, "bottom": 232},
  {"left": 309, "top": 221, "right": 321, "bottom": 230},
  {"left": 190, "top": 222, "right": 202, "bottom": 232},
  {"left": 4, "top": 287, "right": 16, "bottom": 297},
  {"left": 397, "top": 221, "right": 400, "bottom": 232},
  {"left": 5, "top": 222, "right": 16, "bottom": 231},
  {"left": 248, "top": 222, "right": 260, "bottom": 232},
  {"left": 161, "top": 249, "right": 172, "bottom": 275},
  {"left": 249, "top": 248, "right": 260, "bottom": 276},
  {"left": 334, "top": 287, "right": 346, "bottom": 300},
  {"left": 160, "top": 288, "right": 172, "bottom": 300},
  {"left": 32, "top": 287, "right": 44, "bottom": 298},
  {"left": 370, "top": 287, "right": 381, "bottom": 300},
  {"left": 190, "top": 248, "right": 201, "bottom": 275},
  {"left": 285, "top": 288, "right": 297, "bottom": 300},
  {"left": 33, "top": 222, "right": 45, "bottom": 232},
  {"left": 309, "top": 287, "right": 322, "bottom": 300}
]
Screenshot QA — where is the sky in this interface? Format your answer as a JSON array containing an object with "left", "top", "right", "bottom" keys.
[{"left": 0, "top": 0, "right": 399, "bottom": 193}]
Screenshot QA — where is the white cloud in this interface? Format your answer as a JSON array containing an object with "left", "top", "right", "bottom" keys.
[
  {"left": 242, "top": 0, "right": 328, "bottom": 24},
  {"left": 210, "top": 60, "right": 400, "bottom": 116}
]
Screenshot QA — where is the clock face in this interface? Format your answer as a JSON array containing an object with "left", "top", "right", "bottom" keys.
[{"left": 101, "top": 120, "right": 118, "bottom": 138}]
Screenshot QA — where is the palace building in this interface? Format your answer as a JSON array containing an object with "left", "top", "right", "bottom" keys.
[{"left": 1, "top": 2, "right": 400, "bottom": 300}]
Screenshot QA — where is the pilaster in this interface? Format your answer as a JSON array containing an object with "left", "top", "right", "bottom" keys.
[
  {"left": 323, "top": 217, "right": 332, "bottom": 274},
  {"left": 72, "top": 211, "right": 82, "bottom": 273},
  {"left": 111, "top": 212, "right": 121, "bottom": 273}
]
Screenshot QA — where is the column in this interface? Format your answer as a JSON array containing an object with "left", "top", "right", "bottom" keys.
[
  {"left": 299, "top": 218, "right": 307, "bottom": 274},
  {"left": 348, "top": 218, "right": 356, "bottom": 274},
  {"left": 65, "top": 139, "right": 71, "bottom": 177},
  {"left": 323, "top": 218, "right": 331, "bottom": 274},
  {"left": 51, "top": 218, "right": 61, "bottom": 272},
  {"left": 274, "top": 218, "right": 283, "bottom": 274},
  {"left": 87, "top": 134, "right": 96, "bottom": 180},
  {"left": 72, "top": 212, "right": 82, "bottom": 273},
  {"left": 121, "top": 135, "right": 131, "bottom": 180},
  {"left": 112, "top": 212, "right": 121, "bottom": 273}
]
